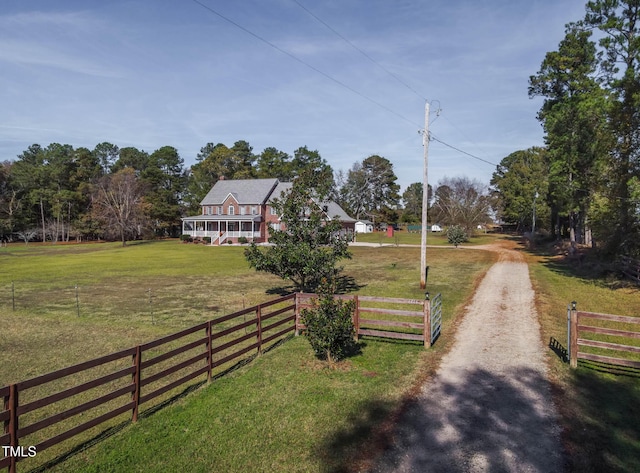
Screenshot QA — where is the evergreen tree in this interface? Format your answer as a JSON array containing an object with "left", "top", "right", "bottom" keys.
[
  {"left": 244, "top": 170, "right": 351, "bottom": 293},
  {"left": 529, "top": 25, "right": 609, "bottom": 243}
]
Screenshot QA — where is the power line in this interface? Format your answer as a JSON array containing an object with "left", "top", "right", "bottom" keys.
[
  {"left": 190, "top": 0, "right": 418, "bottom": 127},
  {"left": 440, "top": 114, "right": 494, "bottom": 161},
  {"left": 292, "top": 0, "right": 427, "bottom": 102},
  {"left": 191, "top": 1, "right": 496, "bottom": 169},
  {"left": 430, "top": 134, "right": 498, "bottom": 167}
]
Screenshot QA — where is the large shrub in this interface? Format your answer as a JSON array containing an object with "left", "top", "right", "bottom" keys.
[
  {"left": 301, "top": 283, "right": 356, "bottom": 364},
  {"left": 446, "top": 225, "right": 468, "bottom": 248}
]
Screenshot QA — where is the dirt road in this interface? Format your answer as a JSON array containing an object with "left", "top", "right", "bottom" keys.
[{"left": 370, "top": 244, "right": 565, "bottom": 472}]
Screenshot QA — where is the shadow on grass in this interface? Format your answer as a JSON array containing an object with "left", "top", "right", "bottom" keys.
[
  {"left": 578, "top": 359, "right": 640, "bottom": 379},
  {"left": 265, "top": 285, "right": 296, "bottom": 296},
  {"left": 515, "top": 235, "right": 639, "bottom": 291},
  {"left": 123, "top": 239, "right": 159, "bottom": 246},
  {"left": 549, "top": 336, "right": 569, "bottom": 363},
  {"left": 29, "top": 335, "right": 296, "bottom": 473},
  {"left": 563, "top": 365, "right": 640, "bottom": 472},
  {"left": 335, "top": 275, "right": 366, "bottom": 294},
  {"left": 358, "top": 336, "right": 424, "bottom": 348},
  {"left": 319, "top": 367, "right": 567, "bottom": 473},
  {"left": 317, "top": 399, "right": 396, "bottom": 473},
  {"left": 265, "top": 275, "right": 366, "bottom": 296}
]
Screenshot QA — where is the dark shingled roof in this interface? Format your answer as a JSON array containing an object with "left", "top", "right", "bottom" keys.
[
  {"left": 200, "top": 178, "right": 279, "bottom": 205},
  {"left": 268, "top": 181, "right": 355, "bottom": 223},
  {"left": 195, "top": 177, "right": 354, "bottom": 222}
]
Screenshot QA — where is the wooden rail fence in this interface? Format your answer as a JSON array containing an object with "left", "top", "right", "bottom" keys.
[
  {"left": 568, "top": 302, "right": 640, "bottom": 369},
  {"left": 1, "top": 293, "right": 297, "bottom": 473},
  {"left": 1, "top": 292, "right": 441, "bottom": 472},
  {"left": 296, "top": 293, "right": 441, "bottom": 348}
]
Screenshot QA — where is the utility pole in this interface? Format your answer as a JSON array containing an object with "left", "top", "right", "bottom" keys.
[
  {"left": 420, "top": 101, "right": 430, "bottom": 289},
  {"left": 532, "top": 190, "right": 539, "bottom": 239}
]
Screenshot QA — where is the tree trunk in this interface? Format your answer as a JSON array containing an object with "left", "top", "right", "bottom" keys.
[
  {"left": 40, "top": 198, "right": 46, "bottom": 243},
  {"left": 67, "top": 202, "right": 72, "bottom": 242}
]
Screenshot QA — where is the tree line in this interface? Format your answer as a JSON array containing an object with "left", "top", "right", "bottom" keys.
[
  {"left": 0, "top": 141, "right": 337, "bottom": 244},
  {"left": 0, "top": 136, "right": 497, "bottom": 245},
  {"left": 491, "top": 0, "right": 640, "bottom": 258}
]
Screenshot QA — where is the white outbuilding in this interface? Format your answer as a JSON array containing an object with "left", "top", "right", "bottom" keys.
[{"left": 355, "top": 220, "right": 374, "bottom": 233}]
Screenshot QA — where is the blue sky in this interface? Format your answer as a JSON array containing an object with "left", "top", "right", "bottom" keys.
[{"left": 1, "top": 0, "right": 586, "bottom": 193}]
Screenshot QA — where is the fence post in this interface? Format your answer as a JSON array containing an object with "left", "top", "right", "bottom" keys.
[
  {"left": 569, "top": 301, "right": 578, "bottom": 368},
  {"left": 206, "top": 321, "right": 213, "bottom": 383},
  {"left": 75, "top": 284, "right": 80, "bottom": 317},
  {"left": 294, "top": 293, "right": 300, "bottom": 336},
  {"left": 256, "top": 305, "right": 263, "bottom": 355},
  {"left": 131, "top": 346, "right": 141, "bottom": 422},
  {"left": 353, "top": 295, "right": 360, "bottom": 341},
  {"left": 5, "top": 384, "right": 18, "bottom": 473},
  {"left": 423, "top": 293, "right": 431, "bottom": 348},
  {"left": 566, "top": 303, "right": 571, "bottom": 364}
]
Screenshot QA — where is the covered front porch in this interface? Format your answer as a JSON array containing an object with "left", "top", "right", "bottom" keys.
[{"left": 181, "top": 215, "right": 263, "bottom": 244}]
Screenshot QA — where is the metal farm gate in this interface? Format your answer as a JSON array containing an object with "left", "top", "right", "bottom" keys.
[{"left": 430, "top": 292, "right": 442, "bottom": 345}]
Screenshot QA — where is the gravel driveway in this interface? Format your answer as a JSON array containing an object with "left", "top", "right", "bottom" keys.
[{"left": 369, "top": 244, "right": 565, "bottom": 472}]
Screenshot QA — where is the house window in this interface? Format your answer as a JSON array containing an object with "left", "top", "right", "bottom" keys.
[
  {"left": 217, "top": 206, "right": 222, "bottom": 215},
  {"left": 206, "top": 206, "right": 212, "bottom": 215},
  {"left": 251, "top": 206, "right": 258, "bottom": 215},
  {"left": 270, "top": 206, "right": 277, "bottom": 215},
  {"left": 229, "top": 205, "right": 235, "bottom": 215},
  {"left": 240, "top": 206, "right": 246, "bottom": 215}
]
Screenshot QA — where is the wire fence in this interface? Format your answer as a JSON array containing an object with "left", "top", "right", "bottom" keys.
[{"left": 0, "top": 280, "right": 259, "bottom": 330}]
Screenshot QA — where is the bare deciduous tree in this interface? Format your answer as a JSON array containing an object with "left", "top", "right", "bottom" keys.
[
  {"left": 432, "top": 177, "right": 491, "bottom": 233},
  {"left": 91, "top": 168, "right": 148, "bottom": 246},
  {"left": 16, "top": 229, "right": 38, "bottom": 245}
]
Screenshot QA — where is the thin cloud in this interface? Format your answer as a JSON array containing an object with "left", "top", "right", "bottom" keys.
[
  {"left": 0, "top": 40, "right": 124, "bottom": 78},
  {"left": 0, "top": 10, "right": 126, "bottom": 78},
  {"left": 0, "top": 1, "right": 589, "bottom": 191}
]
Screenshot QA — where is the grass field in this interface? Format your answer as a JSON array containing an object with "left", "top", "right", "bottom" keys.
[
  {"left": 524, "top": 241, "right": 640, "bottom": 473},
  {"left": 0, "top": 239, "right": 496, "bottom": 472},
  {"left": 4, "top": 237, "right": 639, "bottom": 472}
]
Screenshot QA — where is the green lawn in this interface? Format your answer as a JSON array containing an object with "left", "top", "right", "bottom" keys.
[
  {"left": 46, "top": 337, "right": 424, "bottom": 473},
  {"left": 0, "top": 239, "right": 496, "bottom": 472}
]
